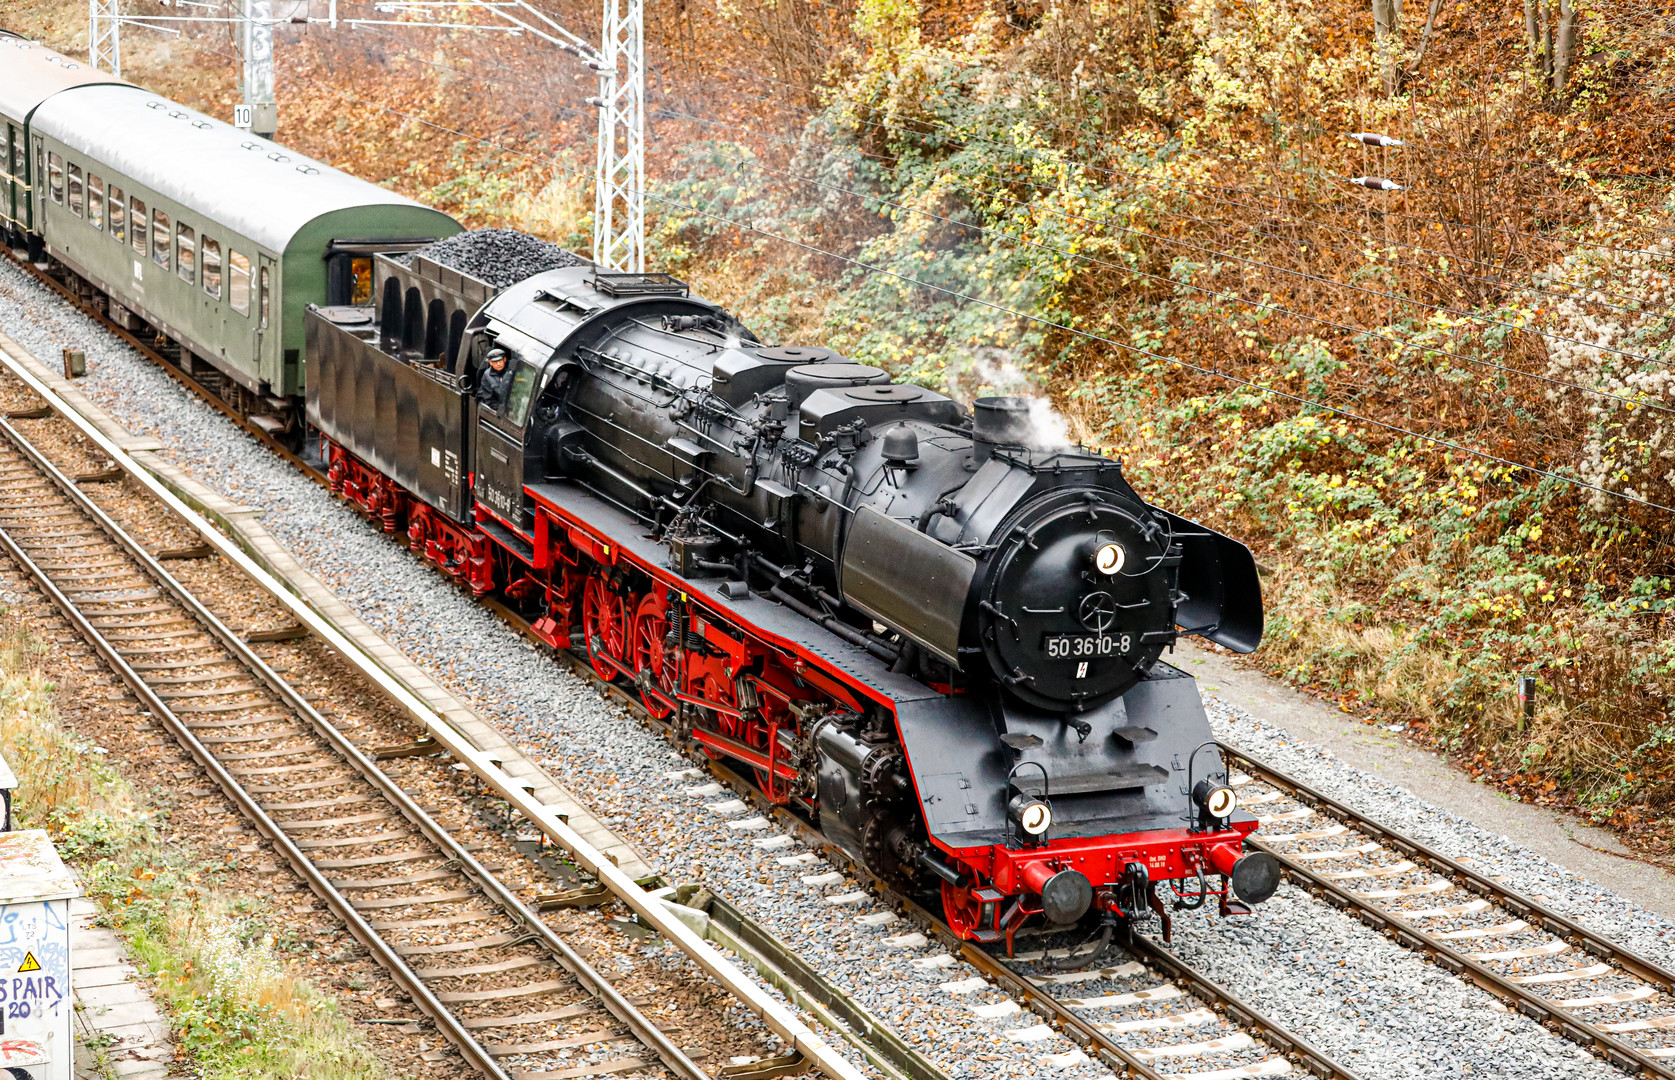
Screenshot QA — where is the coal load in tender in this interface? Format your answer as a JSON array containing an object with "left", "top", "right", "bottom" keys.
[{"left": 398, "top": 227, "right": 584, "bottom": 287}]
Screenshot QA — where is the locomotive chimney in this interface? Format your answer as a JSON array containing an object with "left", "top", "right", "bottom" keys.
[{"left": 972, "top": 395, "right": 1031, "bottom": 464}]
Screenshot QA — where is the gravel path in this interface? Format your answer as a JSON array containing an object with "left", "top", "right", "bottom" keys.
[{"left": 2, "top": 256, "right": 1669, "bottom": 1079}]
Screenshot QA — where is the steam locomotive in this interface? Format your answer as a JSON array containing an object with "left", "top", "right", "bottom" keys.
[{"left": 310, "top": 251, "right": 1280, "bottom": 943}]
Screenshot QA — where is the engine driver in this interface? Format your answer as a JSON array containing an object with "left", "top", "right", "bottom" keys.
[{"left": 475, "top": 347, "right": 513, "bottom": 412}]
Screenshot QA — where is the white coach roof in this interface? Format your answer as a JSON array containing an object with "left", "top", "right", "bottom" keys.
[
  {"left": 30, "top": 81, "right": 443, "bottom": 253},
  {"left": 0, "top": 32, "right": 130, "bottom": 122}
]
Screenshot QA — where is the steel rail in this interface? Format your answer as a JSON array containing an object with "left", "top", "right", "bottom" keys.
[
  {"left": 0, "top": 422, "right": 512, "bottom": 1079},
  {"left": 0, "top": 412, "right": 716, "bottom": 1080},
  {"left": 0, "top": 327, "right": 867, "bottom": 1080},
  {"left": 1224, "top": 746, "right": 1675, "bottom": 1079}
]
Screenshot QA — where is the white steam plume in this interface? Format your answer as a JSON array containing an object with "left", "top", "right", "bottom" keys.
[{"left": 944, "top": 347, "right": 1073, "bottom": 449}]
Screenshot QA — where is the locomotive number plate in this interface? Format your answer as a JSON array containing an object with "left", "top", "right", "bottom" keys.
[{"left": 1041, "top": 633, "right": 1131, "bottom": 658}]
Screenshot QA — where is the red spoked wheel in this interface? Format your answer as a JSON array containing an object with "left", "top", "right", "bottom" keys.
[
  {"left": 942, "top": 878, "right": 986, "bottom": 940},
  {"left": 631, "top": 593, "right": 680, "bottom": 720},
  {"left": 581, "top": 575, "right": 628, "bottom": 682},
  {"left": 692, "top": 672, "right": 739, "bottom": 761}
]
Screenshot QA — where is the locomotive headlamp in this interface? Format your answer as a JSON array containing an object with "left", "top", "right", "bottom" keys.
[
  {"left": 1192, "top": 779, "right": 1238, "bottom": 826},
  {"left": 1094, "top": 542, "right": 1126, "bottom": 576},
  {"left": 1008, "top": 792, "right": 1053, "bottom": 839}
]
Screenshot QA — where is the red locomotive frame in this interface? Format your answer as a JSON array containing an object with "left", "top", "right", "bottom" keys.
[{"left": 325, "top": 436, "right": 1258, "bottom": 944}]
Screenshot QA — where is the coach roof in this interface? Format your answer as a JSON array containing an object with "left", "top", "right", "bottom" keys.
[
  {"left": 0, "top": 32, "right": 130, "bottom": 123},
  {"left": 28, "top": 81, "right": 441, "bottom": 253}
]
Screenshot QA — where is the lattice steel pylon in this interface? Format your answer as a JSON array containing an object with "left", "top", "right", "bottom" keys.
[
  {"left": 88, "top": 0, "right": 122, "bottom": 75},
  {"left": 591, "top": 0, "right": 644, "bottom": 273}
]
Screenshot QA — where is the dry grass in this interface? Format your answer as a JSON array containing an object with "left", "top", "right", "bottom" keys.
[{"left": 0, "top": 619, "right": 387, "bottom": 1079}]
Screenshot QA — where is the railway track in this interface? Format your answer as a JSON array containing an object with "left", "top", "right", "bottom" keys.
[
  {"left": 0, "top": 393, "right": 864, "bottom": 1080},
  {"left": 1225, "top": 748, "right": 1675, "bottom": 1078}
]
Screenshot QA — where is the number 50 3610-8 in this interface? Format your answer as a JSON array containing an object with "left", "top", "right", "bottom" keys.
[{"left": 1041, "top": 634, "right": 1131, "bottom": 658}]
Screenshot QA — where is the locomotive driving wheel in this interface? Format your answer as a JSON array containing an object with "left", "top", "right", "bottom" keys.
[
  {"left": 941, "top": 877, "right": 988, "bottom": 940},
  {"left": 581, "top": 575, "right": 628, "bottom": 682},
  {"left": 631, "top": 593, "right": 681, "bottom": 720}
]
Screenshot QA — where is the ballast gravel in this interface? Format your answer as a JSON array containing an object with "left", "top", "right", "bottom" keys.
[
  {"left": 1, "top": 256, "right": 1670, "bottom": 1080},
  {"left": 396, "top": 227, "right": 583, "bottom": 287}
]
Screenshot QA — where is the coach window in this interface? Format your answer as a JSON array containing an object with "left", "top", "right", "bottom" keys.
[
  {"left": 88, "top": 175, "right": 103, "bottom": 230},
  {"left": 46, "top": 152, "right": 62, "bottom": 204},
  {"left": 202, "top": 237, "right": 222, "bottom": 298},
  {"left": 108, "top": 185, "right": 124, "bottom": 243},
  {"left": 229, "top": 250, "right": 250, "bottom": 315},
  {"left": 152, "top": 208, "right": 170, "bottom": 269},
  {"left": 129, "top": 197, "right": 145, "bottom": 255},
  {"left": 176, "top": 222, "right": 195, "bottom": 283},
  {"left": 67, "top": 164, "right": 82, "bottom": 217},
  {"left": 258, "top": 266, "right": 270, "bottom": 329}
]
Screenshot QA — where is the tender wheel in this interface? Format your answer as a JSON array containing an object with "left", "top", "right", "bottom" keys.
[
  {"left": 631, "top": 593, "right": 680, "bottom": 720},
  {"left": 581, "top": 576, "right": 627, "bottom": 682}
]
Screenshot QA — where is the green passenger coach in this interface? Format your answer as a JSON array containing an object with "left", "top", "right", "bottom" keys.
[
  {"left": 2, "top": 32, "right": 459, "bottom": 437},
  {"left": 0, "top": 34, "right": 125, "bottom": 250}
]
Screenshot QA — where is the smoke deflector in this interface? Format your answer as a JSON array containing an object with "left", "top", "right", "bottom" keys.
[{"left": 839, "top": 506, "right": 976, "bottom": 667}]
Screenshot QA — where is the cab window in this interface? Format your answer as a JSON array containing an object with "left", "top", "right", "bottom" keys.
[
  {"left": 504, "top": 364, "right": 539, "bottom": 427},
  {"left": 176, "top": 222, "right": 195, "bottom": 283},
  {"left": 88, "top": 174, "right": 103, "bottom": 229},
  {"left": 66, "top": 164, "right": 82, "bottom": 217},
  {"left": 229, "top": 250, "right": 250, "bottom": 314},
  {"left": 108, "top": 185, "right": 124, "bottom": 242},
  {"left": 129, "top": 197, "right": 145, "bottom": 255},
  {"left": 46, "top": 152, "right": 62, "bottom": 204},
  {"left": 152, "top": 208, "right": 170, "bottom": 269},
  {"left": 202, "top": 237, "right": 222, "bottom": 298}
]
